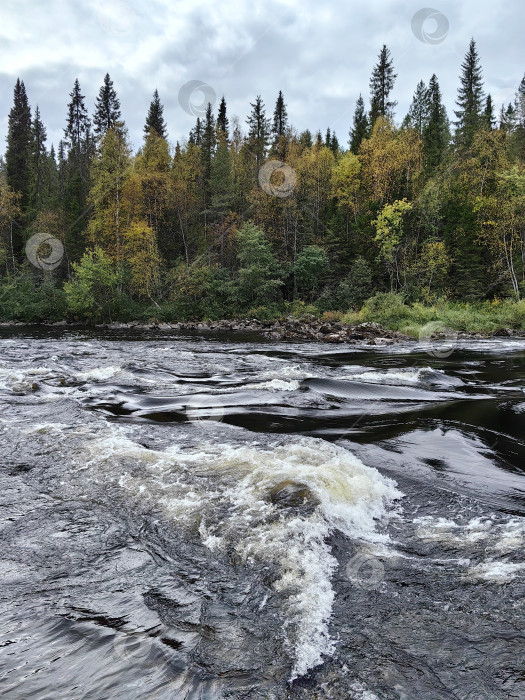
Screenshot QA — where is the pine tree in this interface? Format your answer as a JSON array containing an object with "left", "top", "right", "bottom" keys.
[
  {"left": 423, "top": 74, "right": 449, "bottom": 170},
  {"left": 403, "top": 80, "right": 430, "bottom": 135},
  {"left": 246, "top": 96, "right": 270, "bottom": 171},
  {"left": 349, "top": 95, "right": 369, "bottom": 154},
  {"left": 454, "top": 39, "right": 485, "bottom": 147},
  {"left": 217, "top": 96, "right": 229, "bottom": 139},
  {"left": 31, "top": 106, "right": 48, "bottom": 210},
  {"left": 93, "top": 74, "right": 121, "bottom": 137},
  {"left": 369, "top": 45, "right": 397, "bottom": 126},
  {"left": 144, "top": 89, "right": 167, "bottom": 139},
  {"left": 5, "top": 79, "right": 32, "bottom": 215}
]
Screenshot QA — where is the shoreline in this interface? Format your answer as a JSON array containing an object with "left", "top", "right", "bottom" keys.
[{"left": 1, "top": 318, "right": 524, "bottom": 344}]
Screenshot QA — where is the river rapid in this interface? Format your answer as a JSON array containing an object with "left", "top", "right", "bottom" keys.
[{"left": 0, "top": 327, "right": 524, "bottom": 699}]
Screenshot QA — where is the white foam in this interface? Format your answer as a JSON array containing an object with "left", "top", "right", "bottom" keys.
[
  {"left": 468, "top": 560, "right": 525, "bottom": 581},
  {"left": 81, "top": 430, "right": 402, "bottom": 680},
  {"left": 341, "top": 367, "right": 439, "bottom": 385},
  {"left": 413, "top": 516, "right": 525, "bottom": 552},
  {"left": 242, "top": 378, "right": 300, "bottom": 392},
  {"left": 76, "top": 365, "right": 123, "bottom": 381}
]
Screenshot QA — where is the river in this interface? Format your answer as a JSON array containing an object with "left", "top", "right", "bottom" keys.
[{"left": 0, "top": 327, "right": 524, "bottom": 699}]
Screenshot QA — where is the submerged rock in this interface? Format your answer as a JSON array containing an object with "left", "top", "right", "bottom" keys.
[{"left": 268, "top": 480, "right": 319, "bottom": 509}]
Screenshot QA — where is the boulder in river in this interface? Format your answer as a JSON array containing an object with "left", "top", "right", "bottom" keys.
[{"left": 268, "top": 480, "right": 320, "bottom": 509}]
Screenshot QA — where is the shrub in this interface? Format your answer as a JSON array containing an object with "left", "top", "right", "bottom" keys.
[{"left": 64, "top": 248, "right": 125, "bottom": 323}]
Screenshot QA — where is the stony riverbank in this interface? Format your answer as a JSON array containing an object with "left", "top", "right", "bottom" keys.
[{"left": 1, "top": 318, "right": 524, "bottom": 344}]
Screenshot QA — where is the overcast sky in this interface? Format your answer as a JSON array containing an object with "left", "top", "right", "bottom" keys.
[{"left": 0, "top": 0, "right": 523, "bottom": 153}]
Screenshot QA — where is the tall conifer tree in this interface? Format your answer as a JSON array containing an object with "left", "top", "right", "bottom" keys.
[
  {"left": 93, "top": 74, "right": 121, "bottom": 137},
  {"left": 369, "top": 45, "right": 397, "bottom": 126},
  {"left": 6, "top": 79, "right": 32, "bottom": 215},
  {"left": 144, "top": 89, "right": 167, "bottom": 139},
  {"left": 217, "top": 97, "right": 229, "bottom": 139},
  {"left": 246, "top": 96, "right": 270, "bottom": 170},
  {"left": 349, "top": 95, "right": 369, "bottom": 153},
  {"left": 454, "top": 39, "right": 485, "bottom": 147}
]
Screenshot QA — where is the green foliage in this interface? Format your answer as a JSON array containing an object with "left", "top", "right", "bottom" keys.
[
  {"left": 64, "top": 248, "right": 124, "bottom": 323},
  {"left": 236, "top": 222, "right": 283, "bottom": 308},
  {"left": 294, "top": 245, "right": 329, "bottom": 299},
  {"left": 167, "top": 262, "right": 235, "bottom": 320},
  {"left": 0, "top": 271, "right": 67, "bottom": 322},
  {"left": 2, "top": 44, "right": 525, "bottom": 324}
]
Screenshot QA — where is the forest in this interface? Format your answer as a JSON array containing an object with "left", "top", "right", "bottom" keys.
[{"left": 1, "top": 39, "right": 525, "bottom": 331}]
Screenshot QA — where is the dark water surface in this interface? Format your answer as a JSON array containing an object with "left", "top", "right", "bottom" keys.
[{"left": 0, "top": 328, "right": 524, "bottom": 699}]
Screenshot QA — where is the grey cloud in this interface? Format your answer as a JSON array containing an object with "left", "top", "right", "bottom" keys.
[{"left": 0, "top": 0, "right": 523, "bottom": 153}]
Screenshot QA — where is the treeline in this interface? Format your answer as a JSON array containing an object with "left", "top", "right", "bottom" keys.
[{"left": 1, "top": 39, "right": 525, "bottom": 322}]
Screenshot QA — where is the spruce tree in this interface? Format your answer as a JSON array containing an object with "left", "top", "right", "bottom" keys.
[
  {"left": 403, "top": 80, "right": 430, "bottom": 135},
  {"left": 210, "top": 128, "right": 233, "bottom": 217},
  {"left": 514, "top": 75, "right": 525, "bottom": 159},
  {"left": 271, "top": 90, "right": 288, "bottom": 157},
  {"left": 299, "top": 129, "right": 313, "bottom": 150},
  {"left": 217, "top": 96, "right": 229, "bottom": 139},
  {"left": 31, "top": 106, "right": 48, "bottom": 210},
  {"left": 349, "top": 94, "right": 369, "bottom": 154},
  {"left": 246, "top": 96, "right": 270, "bottom": 170},
  {"left": 189, "top": 117, "right": 203, "bottom": 145},
  {"left": 454, "top": 39, "right": 485, "bottom": 147},
  {"left": 484, "top": 94, "right": 496, "bottom": 130},
  {"left": 64, "top": 79, "right": 93, "bottom": 261},
  {"left": 5, "top": 79, "right": 32, "bottom": 214},
  {"left": 93, "top": 74, "right": 121, "bottom": 137},
  {"left": 144, "top": 89, "right": 167, "bottom": 139},
  {"left": 423, "top": 74, "right": 449, "bottom": 170},
  {"left": 65, "top": 79, "right": 91, "bottom": 149},
  {"left": 369, "top": 45, "right": 397, "bottom": 126},
  {"left": 200, "top": 102, "right": 216, "bottom": 207},
  {"left": 499, "top": 103, "right": 516, "bottom": 133}
]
